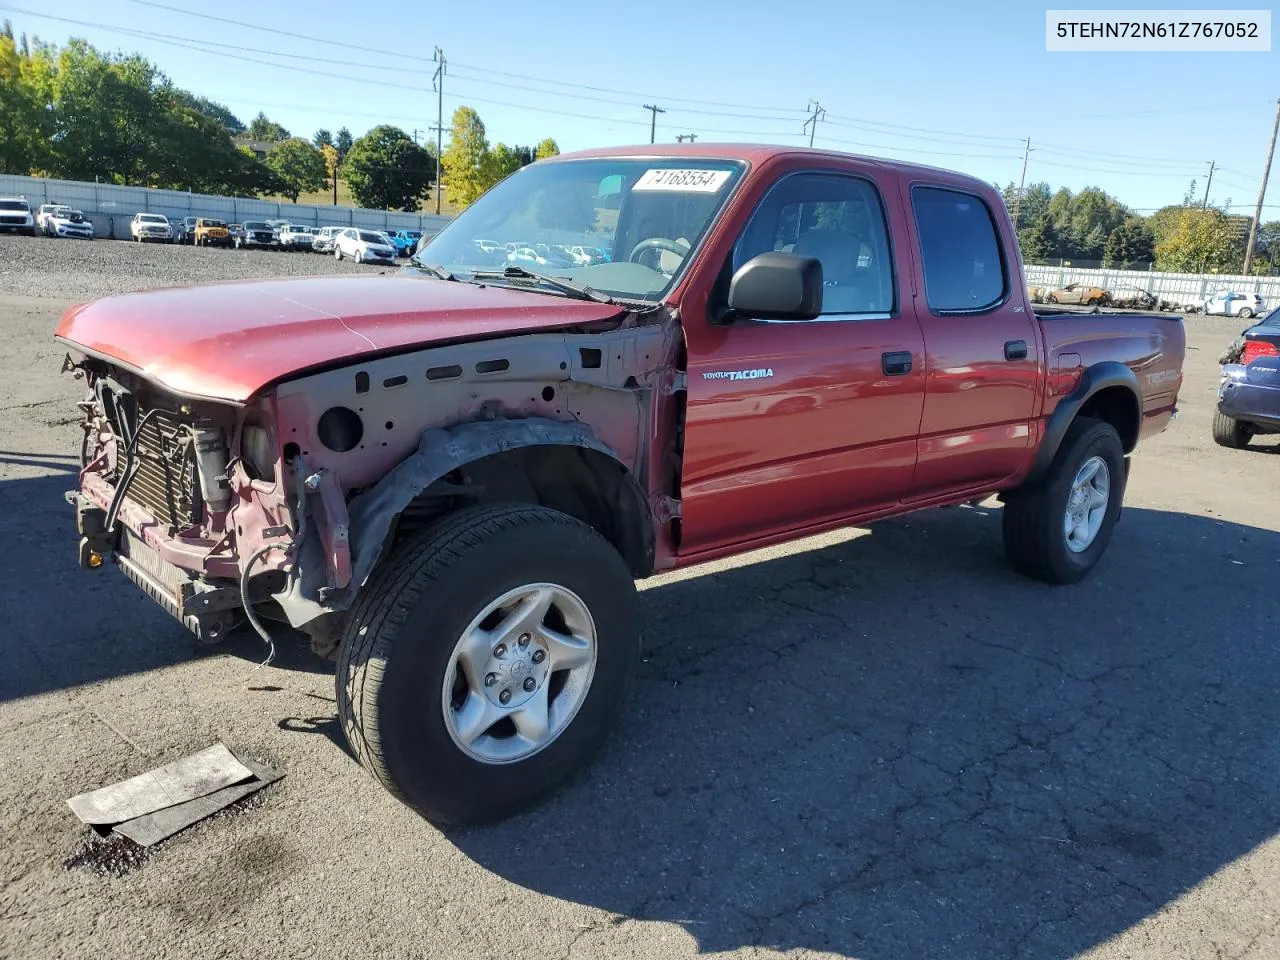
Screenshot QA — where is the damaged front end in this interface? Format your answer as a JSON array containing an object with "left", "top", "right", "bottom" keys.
[{"left": 63, "top": 353, "right": 348, "bottom": 653}]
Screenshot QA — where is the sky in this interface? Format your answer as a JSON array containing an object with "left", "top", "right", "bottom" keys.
[{"left": 5, "top": 0, "right": 1279, "bottom": 218}]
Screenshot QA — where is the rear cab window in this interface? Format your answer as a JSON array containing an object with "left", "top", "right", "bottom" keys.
[{"left": 910, "top": 186, "right": 1007, "bottom": 313}]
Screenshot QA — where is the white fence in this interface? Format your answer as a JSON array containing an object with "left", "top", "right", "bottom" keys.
[
  {"left": 0, "top": 173, "right": 454, "bottom": 240},
  {"left": 1024, "top": 264, "right": 1280, "bottom": 308}
]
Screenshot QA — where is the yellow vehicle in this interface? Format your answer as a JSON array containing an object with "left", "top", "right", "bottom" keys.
[
  {"left": 1045, "top": 283, "right": 1111, "bottom": 306},
  {"left": 193, "top": 217, "right": 231, "bottom": 248}
]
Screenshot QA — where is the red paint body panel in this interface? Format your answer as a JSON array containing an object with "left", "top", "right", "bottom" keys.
[
  {"left": 54, "top": 275, "right": 624, "bottom": 402},
  {"left": 58, "top": 143, "right": 1187, "bottom": 588}
]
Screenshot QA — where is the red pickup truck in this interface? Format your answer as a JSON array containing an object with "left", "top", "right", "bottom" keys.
[{"left": 56, "top": 144, "right": 1184, "bottom": 826}]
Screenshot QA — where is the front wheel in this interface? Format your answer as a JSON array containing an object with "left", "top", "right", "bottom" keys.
[
  {"left": 336, "top": 503, "right": 640, "bottom": 827},
  {"left": 334, "top": 246, "right": 342, "bottom": 261},
  {"left": 1212, "top": 410, "right": 1254, "bottom": 449},
  {"left": 1237, "top": 308, "right": 1254, "bottom": 319},
  {"left": 1002, "top": 417, "right": 1126, "bottom": 585}
]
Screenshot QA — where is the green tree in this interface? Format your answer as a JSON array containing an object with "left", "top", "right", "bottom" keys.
[
  {"left": 534, "top": 137, "right": 560, "bottom": 160},
  {"left": 483, "top": 142, "right": 524, "bottom": 188},
  {"left": 265, "top": 137, "right": 327, "bottom": 202},
  {"left": 1018, "top": 215, "right": 1061, "bottom": 262},
  {"left": 1249, "top": 221, "right": 1280, "bottom": 274},
  {"left": 1102, "top": 218, "right": 1156, "bottom": 268},
  {"left": 313, "top": 128, "right": 333, "bottom": 150},
  {"left": 442, "top": 106, "right": 491, "bottom": 208},
  {"left": 182, "top": 94, "right": 243, "bottom": 133},
  {"left": 344, "top": 124, "right": 435, "bottom": 210},
  {"left": 0, "top": 27, "right": 54, "bottom": 175},
  {"left": 247, "top": 111, "right": 289, "bottom": 141},
  {"left": 335, "top": 126, "right": 353, "bottom": 161},
  {"left": 1155, "top": 208, "right": 1246, "bottom": 273}
]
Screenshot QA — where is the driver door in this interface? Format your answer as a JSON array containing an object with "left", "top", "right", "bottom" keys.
[{"left": 677, "top": 168, "right": 927, "bottom": 554}]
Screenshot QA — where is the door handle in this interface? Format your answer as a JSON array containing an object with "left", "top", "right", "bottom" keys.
[
  {"left": 882, "top": 351, "right": 913, "bottom": 376},
  {"left": 1004, "top": 340, "right": 1028, "bottom": 361}
]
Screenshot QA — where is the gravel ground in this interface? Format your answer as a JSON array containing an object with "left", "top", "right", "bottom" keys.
[
  {"left": 0, "top": 233, "right": 395, "bottom": 302},
  {"left": 0, "top": 242, "right": 1278, "bottom": 960}
]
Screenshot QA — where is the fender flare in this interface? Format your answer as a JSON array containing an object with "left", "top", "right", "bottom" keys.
[
  {"left": 273, "top": 416, "right": 652, "bottom": 630},
  {"left": 1024, "top": 361, "right": 1141, "bottom": 486}
]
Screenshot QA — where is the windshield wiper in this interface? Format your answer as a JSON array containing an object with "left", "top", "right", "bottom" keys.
[
  {"left": 412, "top": 261, "right": 456, "bottom": 281},
  {"left": 469, "top": 265, "right": 615, "bottom": 304}
]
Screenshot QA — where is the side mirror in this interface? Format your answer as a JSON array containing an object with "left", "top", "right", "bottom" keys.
[{"left": 726, "top": 251, "right": 823, "bottom": 321}]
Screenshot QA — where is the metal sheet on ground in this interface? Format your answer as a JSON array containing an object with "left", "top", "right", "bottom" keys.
[
  {"left": 111, "top": 757, "right": 284, "bottom": 847},
  {"left": 66, "top": 743, "right": 254, "bottom": 825}
]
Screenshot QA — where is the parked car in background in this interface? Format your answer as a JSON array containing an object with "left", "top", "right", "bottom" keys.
[
  {"left": 311, "top": 226, "right": 343, "bottom": 253},
  {"left": 333, "top": 227, "right": 396, "bottom": 264},
  {"left": 228, "top": 223, "right": 246, "bottom": 245},
  {"left": 36, "top": 204, "right": 72, "bottom": 235},
  {"left": 1108, "top": 285, "right": 1158, "bottom": 310},
  {"left": 1201, "top": 290, "right": 1266, "bottom": 319},
  {"left": 193, "top": 218, "right": 232, "bottom": 247},
  {"left": 130, "top": 213, "right": 173, "bottom": 243},
  {"left": 236, "top": 220, "right": 278, "bottom": 249},
  {"left": 38, "top": 205, "right": 94, "bottom": 240},
  {"left": 1214, "top": 307, "right": 1280, "bottom": 448},
  {"left": 172, "top": 216, "right": 199, "bottom": 244},
  {"left": 266, "top": 219, "right": 290, "bottom": 243},
  {"left": 0, "top": 197, "right": 36, "bottom": 234},
  {"left": 279, "top": 224, "right": 316, "bottom": 251},
  {"left": 1045, "top": 283, "right": 1112, "bottom": 306},
  {"left": 384, "top": 230, "right": 421, "bottom": 257},
  {"left": 568, "top": 244, "right": 608, "bottom": 265}
]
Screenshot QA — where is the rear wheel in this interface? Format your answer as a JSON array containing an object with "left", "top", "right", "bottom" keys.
[
  {"left": 335, "top": 503, "right": 640, "bottom": 827},
  {"left": 1237, "top": 308, "right": 1254, "bottom": 319},
  {"left": 1212, "top": 410, "right": 1254, "bottom": 448},
  {"left": 1002, "top": 417, "right": 1126, "bottom": 585}
]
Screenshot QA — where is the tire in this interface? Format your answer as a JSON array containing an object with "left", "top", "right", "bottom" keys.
[
  {"left": 1002, "top": 416, "right": 1126, "bottom": 585},
  {"left": 1237, "top": 308, "right": 1254, "bottom": 319},
  {"left": 335, "top": 502, "right": 640, "bottom": 827},
  {"left": 354, "top": 249, "right": 363, "bottom": 264},
  {"left": 1046, "top": 294, "right": 1058, "bottom": 304},
  {"left": 1212, "top": 410, "right": 1254, "bottom": 449},
  {"left": 334, "top": 246, "right": 342, "bottom": 261}
]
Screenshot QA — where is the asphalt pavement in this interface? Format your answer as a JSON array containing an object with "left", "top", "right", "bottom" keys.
[{"left": 0, "top": 236, "right": 1277, "bottom": 960}]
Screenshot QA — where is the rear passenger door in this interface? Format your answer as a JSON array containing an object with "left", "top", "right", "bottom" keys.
[{"left": 903, "top": 184, "right": 1041, "bottom": 497}]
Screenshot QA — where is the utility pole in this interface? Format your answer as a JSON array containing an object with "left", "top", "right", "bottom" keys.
[
  {"left": 1011, "top": 137, "right": 1032, "bottom": 229},
  {"left": 1201, "top": 160, "right": 1215, "bottom": 209},
  {"left": 803, "top": 100, "right": 825, "bottom": 148},
  {"left": 1242, "top": 97, "right": 1279, "bottom": 276},
  {"left": 643, "top": 104, "right": 665, "bottom": 144},
  {"left": 676, "top": 133, "right": 697, "bottom": 143},
  {"left": 432, "top": 47, "right": 446, "bottom": 216}
]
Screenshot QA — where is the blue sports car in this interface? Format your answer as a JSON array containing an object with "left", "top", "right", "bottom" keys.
[{"left": 1214, "top": 306, "right": 1280, "bottom": 449}]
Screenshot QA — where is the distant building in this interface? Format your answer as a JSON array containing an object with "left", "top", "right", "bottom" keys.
[{"left": 233, "top": 138, "right": 276, "bottom": 161}]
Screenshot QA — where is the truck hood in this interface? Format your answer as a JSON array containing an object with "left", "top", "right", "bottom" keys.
[{"left": 56, "top": 274, "right": 627, "bottom": 403}]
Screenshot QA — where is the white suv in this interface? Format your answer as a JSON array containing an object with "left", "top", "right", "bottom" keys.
[
  {"left": 131, "top": 213, "right": 173, "bottom": 242},
  {"left": 333, "top": 227, "right": 396, "bottom": 264},
  {"left": 0, "top": 197, "right": 36, "bottom": 235},
  {"left": 311, "top": 226, "right": 343, "bottom": 253},
  {"left": 37, "top": 204, "right": 94, "bottom": 240}
]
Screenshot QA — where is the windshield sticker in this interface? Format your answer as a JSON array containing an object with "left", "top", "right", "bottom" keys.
[{"left": 633, "top": 169, "right": 732, "bottom": 193}]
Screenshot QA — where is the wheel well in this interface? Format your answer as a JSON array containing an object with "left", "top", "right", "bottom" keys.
[
  {"left": 392, "top": 445, "right": 654, "bottom": 578},
  {"left": 1078, "top": 385, "right": 1140, "bottom": 453}
]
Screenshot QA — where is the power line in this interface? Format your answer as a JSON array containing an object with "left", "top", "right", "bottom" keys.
[{"left": 803, "top": 100, "right": 825, "bottom": 148}]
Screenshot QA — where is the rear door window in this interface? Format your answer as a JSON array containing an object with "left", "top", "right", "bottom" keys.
[{"left": 911, "top": 186, "right": 1007, "bottom": 313}]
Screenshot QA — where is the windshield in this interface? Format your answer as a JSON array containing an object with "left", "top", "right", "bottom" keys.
[
  {"left": 140, "top": 214, "right": 166, "bottom": 223},
  {"left": 416, "top": 158, "right": 745, "bottom": 301},
  {"left": 244, "top": 221, "right": 269, "bottom": 229},
  {"left": 0, "top": 200, "right": 28, "bottom": 211},
  {"left": 358, "top": 230, "right": 388, "bottom": 244},
  {"left": 204, "top": 220, "right": 226, "bottom": 227},
  {"left": 51, "top": 206, "right": 74, "bottom": 217}
]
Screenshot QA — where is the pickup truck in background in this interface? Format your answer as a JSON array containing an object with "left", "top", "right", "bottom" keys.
[
  {"left": 129, "top": 212, "right": 172, "bottom": 242},
  {"left": 55, "top": 144, "right": 1185, "bottom": 827}
]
